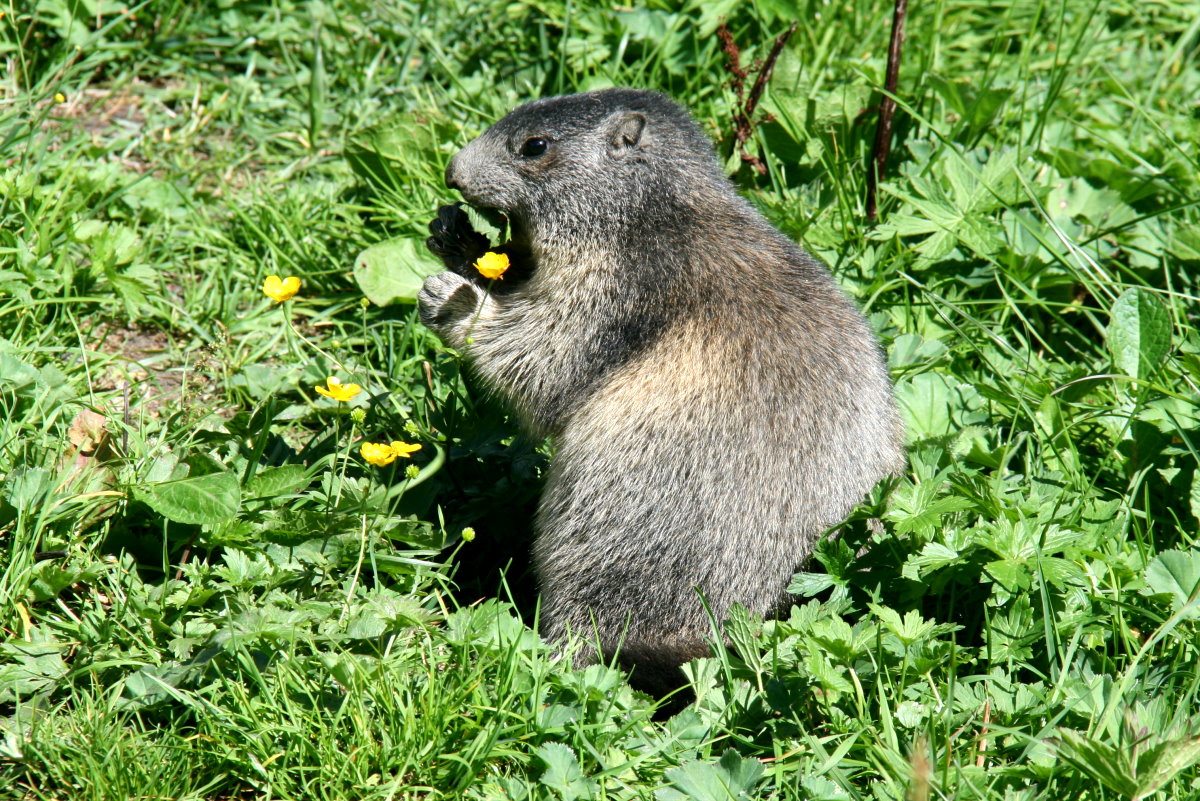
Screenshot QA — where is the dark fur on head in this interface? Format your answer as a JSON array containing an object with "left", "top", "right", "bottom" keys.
[{"left": 420, "top": 88, "right": 905, "bottom": 698}]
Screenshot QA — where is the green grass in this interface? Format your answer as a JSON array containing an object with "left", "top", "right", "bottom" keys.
[{"left": 2, "top": 0, "right": 1200, "bottom": 798}]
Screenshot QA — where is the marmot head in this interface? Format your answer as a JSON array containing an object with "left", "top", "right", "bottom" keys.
[{"left": 445, "top": 89, "right": 726, "bottom": 249}]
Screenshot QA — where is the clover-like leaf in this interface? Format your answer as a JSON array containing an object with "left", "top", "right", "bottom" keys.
[{"left": 1143, "top": 549, "right": 1200, "bottom": 618}]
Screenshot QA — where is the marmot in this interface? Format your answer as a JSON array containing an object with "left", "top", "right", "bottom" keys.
[{"left": 419, "top": 88, "right": 905, "bottom": 694}]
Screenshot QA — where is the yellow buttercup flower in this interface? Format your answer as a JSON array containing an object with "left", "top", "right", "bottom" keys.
[
  {"left": 474, "top": 251, "right": 510, "bottom": 280},
  {"left": 262, "top": 275, "right": 301, "bottom": 302},
  {"left": 314, "top": 376, "right": 361, "bottom": 402},
  {"left": 360, "top": 440, "right": 420, "bottom": 467},
  {"left": 54, "top": 92, "right": 66, "bottom": 104},
  {"left": 389, "top": 441, "right": 422, "bottom": 458},
  {"left": 360, "top": 442, "right": 397, "bottom": 467}
]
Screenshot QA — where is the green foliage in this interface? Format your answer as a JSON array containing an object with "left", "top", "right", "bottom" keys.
[
  {"left": 1055, "top": 721, "right": 1200, "bottom": 801},
  {"left": 657, "top": 750, "right": 765, "bottom": 801},
  {"left": 135, "top": 471, "right": 242, "bottom": 526},
  {"left": 1144, "top": 550, "right": 1200, "bottom": 619},
  {"left": 2, "top": 0, "right": 1200, "bottom": 798},
  {"left": 1109, "top": 289, "right": 1173, "bottom": 382},
  {"left": 353, "top": 237, "right": 444, "bottom": 305}
]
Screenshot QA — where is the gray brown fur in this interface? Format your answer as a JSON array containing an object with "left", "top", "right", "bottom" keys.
[{"left": 418, "top": 89, "right": 905, "bottom": 692}]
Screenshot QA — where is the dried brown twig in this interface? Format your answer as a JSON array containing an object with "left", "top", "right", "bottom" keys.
[
  {"left": 865, "top": 0, "right": 909, "bottom": 222},
  {"left": 717, "top": 21, "right": 799, "bottom": 175}
]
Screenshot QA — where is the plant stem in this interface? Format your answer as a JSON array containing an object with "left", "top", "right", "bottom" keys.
[{"left": 866, "top": 0, "right": 909, "bottom": 222}]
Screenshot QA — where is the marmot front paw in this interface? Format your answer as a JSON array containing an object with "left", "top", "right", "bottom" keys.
[
  {"left": 426, "top": 203, "right": 491, "bottom": 276},
  {"left": 418, "top": 271, "right": 481, "bottom": 332}
]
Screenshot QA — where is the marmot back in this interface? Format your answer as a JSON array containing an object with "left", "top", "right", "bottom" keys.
[{"left": 419, "top": 88, "right": 905, "bottom": 696}]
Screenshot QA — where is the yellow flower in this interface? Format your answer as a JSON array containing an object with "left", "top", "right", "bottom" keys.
[
  {"left": 474, "top": 251, "right": 510, "bottom": 280},
  {"left": 360, "top": 440, "right": 420, "bottom": 467},
  {"left": 389, "top": 441, "right": 422, "bottom": 458},
  {"left": 54, "top": 92, "right": 65, "bottom": 104},
  {"left": 360, "top": 442, "right": 397, "bottom": 467},
  {"left": 262, "top": 275, "right": 301, "bottom": 302},
  {"left": 314, "top": 376, "right": 361, "bottom": 402}
]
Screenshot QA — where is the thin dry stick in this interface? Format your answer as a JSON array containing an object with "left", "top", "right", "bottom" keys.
[
  {"left": 718, "top": 22, "right": 799, "bottom": 175},
  {"left": 866, "top": 0, "right": 909, "bottom": 222},
  {"left": 909, "top": 736, "right": 932, "bottom": 801},
  {"left": 976, "top": 698, "right": 992, "bottom": 768}
]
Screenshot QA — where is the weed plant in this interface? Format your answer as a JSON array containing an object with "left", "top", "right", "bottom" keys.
[{"left": 1, "top": 0, "right": 1199, "bottom": 799}]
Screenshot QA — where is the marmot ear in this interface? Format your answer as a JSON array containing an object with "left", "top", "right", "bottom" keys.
[{"left": 607, "top": 111, "right": 648, "bottom": 157}]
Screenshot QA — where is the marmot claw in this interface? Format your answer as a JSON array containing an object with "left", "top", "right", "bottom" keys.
[
  {"left": 426, "top": 203, "right": 491, "bottom": 276},
  {"left": 418, "top": 271, "right": 480, "bottom": 332}
]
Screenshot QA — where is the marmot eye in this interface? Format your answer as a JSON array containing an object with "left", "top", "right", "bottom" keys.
[{"left": 519, "top": 137, "right": 549, "bottom": 158}]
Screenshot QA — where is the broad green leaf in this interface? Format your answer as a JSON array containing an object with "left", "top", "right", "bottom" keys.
[
  {"left": 215, "top": 549, "right": 274, "bottom": 586},
  {"left": 686, "top": 0, "right": 742, "bottom": 36},
  {"left": 724, "top": 605, "right": 765, "bottom": 673},
  {"left": 901, "top": 542, "right": 961, "bottom": 580},
  {"left": 121, "top": 662, "right": 193, "bottom": 708},
  {"left": 137, "top": 471, "right": 241, "bottom": 526},
  {"left": 345, "top": 112, "right": 457, "bottom": 192},
  {"left": 985, "top": 559, "right": 1032, "bottom": 593},
  {"left": 895, "top": 372, "right": 953, "bottom": 440},
  {"left": 536, "top": 742, "right": 597, "bottom": 801},
  {"left": 895, "top": 699, "right": 929, "bottom": 728},
  {"left": 1053, "top": 729, "right": 1139, "bottom": 798},
  {"left": 812, "top": 538, "right": 857, "bottom": 579},
  {"left": 1038, "top": 556, "right": 1086, "bottom": 588},
  {"left": 868, "top": 604, "right": 953, "bottom": 645},
  {"left": 0, "top": 353, "right": 41, "bottom": 389},
  {"left": 787, "top": 571, "right": 836, "bottom": 596},
  {"left": 1143, "top": 549, "right": 1200, "bottom": 617},
  {"left": 928, "top": 77, "right": 1014, "bottom": 138},
  {"left": 1168, "top": 226, "right": 1200, "bottom": 261},
  {"left": 1134, "top": 736, "right": 1200, "bottom": 799},
  {"left": 656, "top": 749, "right": 764, "bottom": 801},
  {"left": 888, "top": 333, "right": 947, "bottom": 368},
  {"left": 1191, "top": 469, "right": 1200, "bottom": 523},
  {"left": 244, "top": 465, "right": 311, "bottom": 498},
  {"left": 353, "top": 237, "right": 443, "bottom": 306},
  {"left": 975, "top": 149, "right": 1022, "bottom": 208},
  {"left": 143, "top": 452, "right": 183, "bottom": 484},
  {"left": 342, "top": 607, "right": 388, "bottom": 640},
  {"left": 3, "top": 466, "right": 54, "bottom": 510},
  {"left": 885, "top": 481, "right": 974, "bottom": 538},
  {"left": 800, "top": 775, "right": 851, "bottom": 800},
  {"left": 73, "top": 219, "right": 107, "bottom": 240},
  {"left": 1108, "top": 288, "right": 1171, "bottom": 380},
  {"left": 184, "top": 452, "right": 227, "bottom": 477},
  {"left": 0, "top": 642, "right": 70, "bottom": 702},
  {"left": 810, "top": 616, "right": 869, "bottom": 663},
  {"left": 1055, "top": 728, "right": 1200, "bottom": 801},
  {"left": 803, "top": 651, "right": 854, "bottom": 699}
]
